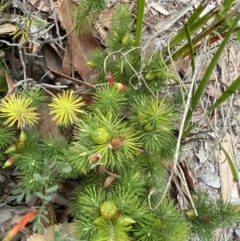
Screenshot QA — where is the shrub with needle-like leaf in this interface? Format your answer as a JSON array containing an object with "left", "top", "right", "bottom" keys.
[
  {"left": 74, "top": 0, "right": 106, "bottom": 34},
  {"left": 66, "top": 109, "right": 140, "bottom": 174},
  {"left": 48, "top": 90, "right": 85, "bottom": 127},
  {"left": 0, "top": 95, "right": 39, "bottom": 128},
  {"left": 0, "top": 124, "right": 16, "bottom": 150},
  {"left": 130, "top": 95, "right": 177, "bottom": 152},
  {"left": 90, "top": 85, "right": 127, "bottom": 117},
  {"left": 186, "top": 192, "right": 240, "bottom": 241},
  {"left": 20, "top": 87, "right": 47, "bottom": 109}
]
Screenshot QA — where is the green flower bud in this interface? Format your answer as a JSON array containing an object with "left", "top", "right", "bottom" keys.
[
  {"left": 87, "top": 61, "right": 97, "bottom": 68},
  {"left": 137, "top": 111, "right": 147, "bottom": 125},
  {"left": 152, "top": 218, "right": 162, "bottom": 228},
  {"left": 2, "top": 157, "right": 14, "bottom": 169},
  {"left": 100, "top": 200, "right": 118, "bottom": 220},
  {"left": 118, "top": 215, "right": 136, "bottom": 226},
  {"left": 19, "top": 130, "right": 27, "bottom": 144},
  {"left": 92, "top": 128, "right": 109, "bottom": 144},
  {"left": 94, "top": 216, "right": 105, "bottom": 227},
  {"left": 186, "top": 209, "right": 196, "bottom": 219},
  {"left": 145, "top": 72, "right": 155, "bottom": 81},
  {"left": 4, "top": 144, "right": 17, "bottom": 154},
  {"left": 144, "top": 123, "right": 154, "bottom": 132},
  {"left": 17, "top": 142, "right": 25, "bottom": 150},
  {"left": 121, "top": 34, "right": 133, "bottom": 46}
]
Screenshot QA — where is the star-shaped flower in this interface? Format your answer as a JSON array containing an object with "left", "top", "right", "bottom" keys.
[
  {"left": 0, "top": 95, "right": 39, "bottom": 128},
  {"left": 49, "top": 90, "right": 85, "bottom": 126}
]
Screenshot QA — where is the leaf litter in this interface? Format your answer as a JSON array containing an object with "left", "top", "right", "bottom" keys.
[{"left": 0, "top": 0, "right": 240, "bottom": 240}]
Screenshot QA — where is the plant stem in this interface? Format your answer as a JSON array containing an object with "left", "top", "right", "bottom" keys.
[{"left": 134, "top": 0, "right": 145, "bottom": 47}]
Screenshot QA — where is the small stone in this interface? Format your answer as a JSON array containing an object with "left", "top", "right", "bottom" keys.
[{"left": 199, "top": 173, "right": 220, "bottom": 188}]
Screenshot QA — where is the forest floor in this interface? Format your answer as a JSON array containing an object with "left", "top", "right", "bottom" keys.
[{"left": 0, "top": 0, "right": 240, "bottom": 240}]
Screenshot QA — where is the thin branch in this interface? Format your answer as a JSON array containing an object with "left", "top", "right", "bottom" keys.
[{"left": 153, "top": 61, "right": 198, "bottom": 215}]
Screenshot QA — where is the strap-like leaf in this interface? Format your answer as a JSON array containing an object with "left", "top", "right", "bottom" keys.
[{"left": 183, "top": 13, "right": 240, "bottom": 138}]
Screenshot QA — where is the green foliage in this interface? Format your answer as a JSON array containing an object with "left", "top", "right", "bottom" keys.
[
  {"left": 29, "top": 158, "right": 60, "bottom": 234},
  {"left": 183, "top": 13, "right": 240, "bottom": 138},
  {"left": 0, "top": 124, "right": 15, "bottom": 150},
  {"left": 111, "top": 170, "right": 146, "bottom": 196},
  {"left": 162, "top": 1, "right": 240, "bottom": 61},
  {"left": 107, "top": 4, "right": 134, "bottom": 51},
  {"left": 91, "top": 85, "right": 127, "bottom": 117},
  {"left": 92, "top": 218, "right": 131, "bottom": 241},
  {"left": 53, "top": 227, "right": 79, "bottom": 241},
  {"left": 74, "top": 0, "right": 106, "bottom": 34},
  {"left": 144, "top": 54, "right": 175, "bottom": 84},
  {"left": 87, "top": 47, "right": 106, "bottom": 70},
  {"left": 40, "top": 134, "right": 69, "bottom": 159},
  {"left": 0, "top": 0, "right": 9, "bottom": 13},
  {"left": 72, "top": 185, "right": 145, "bottom": 240},
  {"left": 20, "top": 87, "right": 47, "bottom": 109},
  {"left": 66, "top": 108, "right": 140, "bottom": 173},
  {"left": 1, "top": 2, "right": 239, "bottom": 241},
  {"left": 186, "top": 192, "right": 240, "bottom": 241},
  {"left": 134, "top": 199, "right": 190, "bottom": 241},
  {"left": 130, "top": 95, "right": 177, "bottom": 152}
]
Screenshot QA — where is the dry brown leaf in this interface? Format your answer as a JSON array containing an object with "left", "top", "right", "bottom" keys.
[
  {"left": 155, "top": 5, "right": 192, "bottom": 33},
  {"left": 27, "top": 223, "right": 77, "bottom": 241},
  {"left": 61, "top": 46, "right": 72, "bottom": 76},
  {"left": 46, "top": 0, "right": 63, "bottom": 19},
  {"left": 37, "top": 104, "right": 60, "bottom": 137},
  {"left": 171, "top": 173, "right": 189, "bottom": 210},
  {"left": 58, "top": 0, "right": 100, "bottom": 82},
  {"left": 0, "top": 23, "right": 18, "bottom": 35},
  {"left": 216, "top": 0, "right": 222, "bottom": 7},
  {"left": 104, "top": 176, "right": 116, "bottom": 188},
  {"left": 43, "top": 44, "right": 62, "bottom": 72},
  {"left": 219, "top": 133, "right": 235, "bottom": 202},
  {"left": 92, "top": 8, "right": 112, "bottom": 45},
  {"left": 0, "top": 69, "right": 15, "bottom": 99},
  {"left": 167, "top": 162, "right": 189, "bottom": 210},
  {"left": 180, "top": 161, "right": 198, "bottom": 191}
]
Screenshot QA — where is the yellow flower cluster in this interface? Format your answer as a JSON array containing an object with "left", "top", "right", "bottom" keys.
[
  {"left": 49, "top": 90, "right": 85, "bottom": 126},
  {"left": 0, "top": 95, "right": 39, "bottom": 128}
]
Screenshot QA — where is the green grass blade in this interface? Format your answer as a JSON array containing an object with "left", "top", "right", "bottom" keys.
[
  {"left": 182, "top": 75, "right": 240, "bottom": 138},
  {"left": 217, "top": 0, "right": 240, "bottom": 41},
  {"left": 219, "top": 143, "right": 239, "bottom": 181},
  {"left": 162, "top": 8, "right": 219, "bottom": 56},
  {"left": 134, "top": 0, "right": 145, "bottom": 47},
  {"left": 187, "top": 0, "right": 208, "bottom": 24},
  {"left": 207, "top": 75, "right": 240, "bottom": 115},
  {"left": 183, "top": 13, "right": 240, "bottom": 138},
  {"left": 225, "top": 17, "right": 240, "bottom": 42},
  {"left": 222, "top": 0, "right": 236, "bottom": 15},
  {"left": 184, "top": 21, "right": 195, "bottom": 73},
  {"left": 172, "top": 9, "right": 238, "bottom": 61}
]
